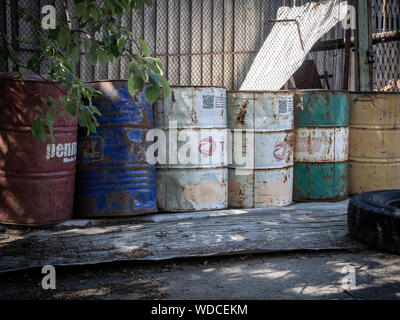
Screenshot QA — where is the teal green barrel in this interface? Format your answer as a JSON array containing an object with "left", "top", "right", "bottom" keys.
[{"left": 294, "top": 90, "right": 349, "bottom": 201}]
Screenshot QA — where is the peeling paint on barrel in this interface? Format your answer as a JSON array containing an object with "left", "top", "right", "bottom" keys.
[
  {"left": 349, "top": 92, "right": 400, "bottom": 194},
  {"left": 294, "top": 162, "right": 348, "bottom": 201},
  {"left": 155, "top": 87, "right": 228, "bottom": 212},
  {"left": 75, "top": 81, "right": 157, "bottom": 217},
  {"left": 228, "top": 91, "right": 294, "bottom": 208},
  {"left": 0, "top": 73, "right": 77, "bottom": 225},
  {"left": 294, "top": 91, "right": 349, "bottom": 201}
]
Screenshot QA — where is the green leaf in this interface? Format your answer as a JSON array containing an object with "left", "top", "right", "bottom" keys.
[
  {"left": 145, "top": 85, "right": 160, "bottom": 105},
  {"left": 48, "top": 125, "right": 55, "bottom": 143},
  {"left": 151, "top": 57, "right": 164, "bottom": 74},
  {"left": 136, "top": 38, "right": 151, "bottom": 56},
  {"left": 75, "top": 2, "right": 87, "bottom": 17},
  {"left": 89, "top": 46, "right": 98, "bottom": 66},
  {"left": 91, "top": 105, "right": 101, "bottom": 116},
  {"left": 46, "top": 110, "right": 55, "bottom": 125},
  {"left": 149, "top": 69, "right": 162, "bottom": 87},
  {"left": 58, "top": 29, "right": 67, "bottom": 48},
  {"left": 18, "top": 66, "right": 25, "bottom": 74},
  {"left": 90, "top": 7, "right": 100, "bottom": 23},
  {"left": 71, "top": 46, "right": 80, "bottom": 63},
  {"left": 161, "top": 76, "right": 170, "bottom": 96},
  {"left": 31, "top": 120, "right": 46, "bottom": 142},
  {"left": 117, "top": 37, "right": 127, "bottom": 51},
  {"left": 88, "top": 121, "right": 97, "bottom": 134},
  {"left": 98, "top": 50, "right": 109, "bottom": 65},
  {"left": 62, "top": 96, "right": 77, "bottom": 116},
  {"left": 128, "top": 73, "right": 139, "bottom": 98}
]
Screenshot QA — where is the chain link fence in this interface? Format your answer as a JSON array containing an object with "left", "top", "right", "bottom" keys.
[
  {"left": 0, "top": 0, "right": 399, "bottom": 91},
  {"left": 372, "top": 0, "right": 400, "bottom": 92}
]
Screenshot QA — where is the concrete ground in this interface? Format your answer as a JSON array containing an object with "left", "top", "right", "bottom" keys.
[{"left": 1, "top": 249, "right": 400, "bottom": 300}]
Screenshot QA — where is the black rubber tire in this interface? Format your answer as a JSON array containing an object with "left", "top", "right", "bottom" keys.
[{"left": 348, "top": 190, "right": 400, "bottom": 254}]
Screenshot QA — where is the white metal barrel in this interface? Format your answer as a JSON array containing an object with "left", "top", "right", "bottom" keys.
[
  {"left": 153, "top": 87, "right": 228, "bottom": 212},
  {"left": 227, "top": 91, "right": 294, "bottom": 208}
]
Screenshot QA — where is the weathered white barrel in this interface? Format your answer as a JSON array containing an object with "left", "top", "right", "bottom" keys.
[
  {"left": 227, "top": 91, "right": 294, "bottom": 208},
  {"left": 154, "top": 87, "right": 228, "bottom": 212}
]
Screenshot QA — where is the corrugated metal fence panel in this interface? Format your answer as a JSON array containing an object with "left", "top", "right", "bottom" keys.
[{"left": 4, "top": 0, "right": 396, "bottom": 91}]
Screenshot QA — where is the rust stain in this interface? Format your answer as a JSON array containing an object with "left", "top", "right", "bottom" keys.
[
  {"left": 284, "top": 131, "right": 294, "bottom": 164},
  {"left": 191, "top": 107, "right": 198, "bottom": 124},
  {"left": 236, "top": 100, "right": 249, "bottom": 126}
]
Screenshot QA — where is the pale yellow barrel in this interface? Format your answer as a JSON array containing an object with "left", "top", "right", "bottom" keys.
[{"left": 349, "top": 92, "right": 400, "bottom": 195}]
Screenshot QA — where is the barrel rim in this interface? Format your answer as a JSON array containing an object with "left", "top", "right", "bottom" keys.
[
  {"left": 170, "top": 85, "right": 227, "bottom": 89},
  {"left": 87, "top": 81, "right": 227, "bottom": 90},
  {"left": 0, "top": 72, "right": 59, "bottom": 83},
  {"left": 349, "top": 91, "right": 400, "bottom": 95},
  {"left": 227, "top": 90, "right": 294, "bottom": 93},
  {"left": 87, "top": 79, "right": 129, "bottom": 84},
  {"left": 294, "top": 89, "right": 350, "bottom": 94}
]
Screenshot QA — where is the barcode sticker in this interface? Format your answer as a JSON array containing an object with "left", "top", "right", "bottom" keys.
[
  {"left": 278, "top": 100, "right": 287, "bottom": 114},
  {"left": 203, "top": 95, "right": 215, "bottom": 109}
]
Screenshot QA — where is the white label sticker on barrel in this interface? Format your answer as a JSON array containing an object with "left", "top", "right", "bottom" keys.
[
  {"left": 287, "top": 96, "right": 294, "bottom": 112},
  {"left": 46, "top": 142, "right": 77, "bottom": 162},
  {"left": 215, "top": 96, "right": 227, "bottom": 108}
]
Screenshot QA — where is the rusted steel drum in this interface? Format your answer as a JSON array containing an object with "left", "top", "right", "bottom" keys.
[
  {"left": 154, "top": 87, "right": 228, "bottom": 212},
  {"left": 294, "top": 91, "right": 349, "bottom": 201},
  {"left": 75, "top": 81, "right": 157, "bottom": 217},
  {"left": 227, "top": 91, "right": 294, "bottom": 208},
  {"left": 349, "top": 92, "right": 400, "bottom": 194},
  {"left": 0, "top": 73, "right": 78, "bottom": 225}
]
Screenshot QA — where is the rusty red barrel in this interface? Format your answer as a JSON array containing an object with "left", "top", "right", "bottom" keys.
[{"left": 0, "top": 73, "right": 78, "bottom": 226}]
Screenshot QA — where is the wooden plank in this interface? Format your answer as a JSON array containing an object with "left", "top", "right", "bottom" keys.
[
  {"left": 202, "top": 0, "right": 212, "bottom": 86},
  {"left": 144, "top": 2, "right": 156, "bottom": 54},
  {"left": 155, "top": 0, "right": 168, "bottom": 80},
  {"left": 0, "top": 0, "right": 8, "bottom": 71},
  {"left": 179, "top": 0, "right": 191, "bottom": 86},
  {"left": 212, "top": 0, "right": 224, "bottom": 86},
  {"left": 233, "top": 0, "right": 246, "bottom": 89},
  {"left": 167, "top": 0, "right": 180, "bottom": 85},
  {"left": 356, "top": 0, "right": 373, "bottom": 91},
  {"left": 244, "top": 0, "right": 260, "bottom": 86},
  {"left": 223, "top": 0, "right": 234, "bottom": 89},
  {"left": 0, "top": 206, "right": 355, "bottom": 273},
  {"left": 79, "top": 0, "right": 94, "bottom": 81},
  {"left": 132, "top": 2, "right": 144, "bottom": 53},
  {"left": 191, "top": 0, "right": 202, "bottom": 85},
  {"left": 120, "top": 10, "right": 132, "bottom": 80}
]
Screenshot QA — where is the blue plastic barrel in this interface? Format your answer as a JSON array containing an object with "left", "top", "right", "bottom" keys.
[{"left": 75, "top": 81, "right": 157, "bottom": 217}]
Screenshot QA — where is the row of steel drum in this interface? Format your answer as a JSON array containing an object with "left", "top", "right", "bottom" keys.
[
  {"left": 75, "top": 83, "right": 400, "bottom": 216},
  {"left": 0, "top": 75, "right": 399, "bottom": 225}
]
